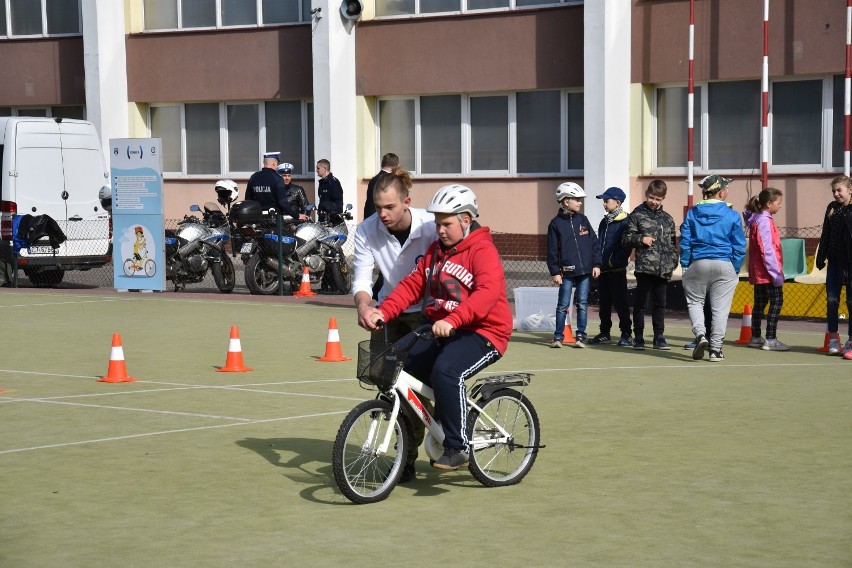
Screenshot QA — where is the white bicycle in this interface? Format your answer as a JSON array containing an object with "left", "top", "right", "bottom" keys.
[{"left": 332, "top": 328, "right": 542, "bottom": 504}]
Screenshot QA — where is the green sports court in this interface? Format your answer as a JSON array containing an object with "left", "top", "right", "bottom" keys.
[{"left": 0, "top": 289, "right": 849, "bottom": 567}]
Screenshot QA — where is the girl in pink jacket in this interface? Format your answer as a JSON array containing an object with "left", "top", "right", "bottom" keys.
[{"left": 743, "top": 188, "right": 789, "bottom": 351}]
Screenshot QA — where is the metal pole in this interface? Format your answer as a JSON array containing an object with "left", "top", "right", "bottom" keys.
[
  {"left": 761, "top": 0, "right": 770, "bottom": 189},
  {"left": 687, "top": 0, "right": 695, "bottom": 208},
  {"left": 846, "top": 0, "right": 851, "bottom": 177},
  {"left": 276, "top": 214, "right": 284, "bottom": 296}
]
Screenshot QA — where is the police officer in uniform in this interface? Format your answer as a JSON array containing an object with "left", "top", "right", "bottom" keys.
[
  {"left": 245, "top": 152, "right": 300, "bottom": 219},
  {"left": 277, "top": 162, "right": 310, "bottom": 222},
  {"left": 315, "top": 158, "right": 343, "bottom": 222}
]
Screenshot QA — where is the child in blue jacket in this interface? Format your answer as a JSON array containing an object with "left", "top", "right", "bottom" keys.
[
  {"left": 547, "top": 182, "right": 601, "bottom": 348},
  {"left": 588, "top": 187, "right": 632, "bottom": 346}
]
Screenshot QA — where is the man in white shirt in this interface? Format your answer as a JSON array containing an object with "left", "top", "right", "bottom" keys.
[{"left": 352, "top": 167, "right": 435, "bottom": 482}]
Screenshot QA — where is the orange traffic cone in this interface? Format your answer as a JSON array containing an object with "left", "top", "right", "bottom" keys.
[
  {"left": 562, "top": 324, "right": 576, "bottom": 345},
  {"left": 217, "top": 325, "right": 253, "bottom": 372},
  {"left": 817, "top": 329, "right": 836, "bottom": 352},
  {"left": 317, "top": 317, "right": 351, "bottom": 362},
  {"left": 734, "top": 303, "right": 753, "bottom": 345},
  {"left": 293, "top": 266, "right": 316, "bottom": 297},
  {"left": 99, "top": 333, "right": 137, "bottom": 383}
]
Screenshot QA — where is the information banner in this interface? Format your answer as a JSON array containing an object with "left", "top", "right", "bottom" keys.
[{"left": 110, "top": 139, "right": 165, "bottom": 291}]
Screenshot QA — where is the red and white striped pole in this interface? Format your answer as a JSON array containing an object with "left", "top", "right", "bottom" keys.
[
  {"left": 845, "top": 0, "right": 851, "bottom": 177},
  {"left": 760, "top": 0, "right": 770, "bottom": 189},
  {"left": 687, "top": 0, "right": 695, "bottom": 208}
]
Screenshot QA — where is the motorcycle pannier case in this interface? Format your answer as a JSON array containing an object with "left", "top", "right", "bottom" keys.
[{"left": 230, "top": 200, "right": 264, "bottom": 223}]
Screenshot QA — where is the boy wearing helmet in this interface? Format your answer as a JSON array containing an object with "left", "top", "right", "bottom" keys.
[
  {"left": 364, "top": 184, "right": 512, "bottom": 471},
  {"left": 546, "top": 182, "right": 602, "bottom": 348},
  {"left": 621, "top": 179, "right": 679, "bottom": 351}
]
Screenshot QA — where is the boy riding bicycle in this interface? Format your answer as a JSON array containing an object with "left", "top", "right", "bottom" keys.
[{"left": 364, "top": 184, "right": 513, "bottom": 471}]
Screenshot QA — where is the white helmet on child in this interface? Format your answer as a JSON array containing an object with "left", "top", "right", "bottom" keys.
[
  {"left": 556, "top": 182, "right": 586, "bottom": 201},
  {"left": 427, "top": 184, "right": 479, "bottom": 218}
]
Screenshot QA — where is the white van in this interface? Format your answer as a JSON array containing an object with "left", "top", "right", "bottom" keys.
[{"left": 0, "top": 117, "right": 111, "bottom": 286}]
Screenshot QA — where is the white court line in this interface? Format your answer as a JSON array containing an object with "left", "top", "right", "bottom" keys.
[
  {"left": 11, "top": 397, "right": 254, "bottom": 422},
  {"left": 0, "top": 410, "right": 350, "bottom": 455},
  {"left": 0, "top": 298, "right": 132, "bottom": 309},
  {"left": 485, "top": 362, "right": 843, "bottom": 374}
]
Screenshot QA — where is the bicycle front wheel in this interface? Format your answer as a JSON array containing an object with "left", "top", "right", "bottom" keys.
[
  {"left": 332, "top": 399, "right": 408, "bottom": 504},
  {"left": 467, "top": 389, "right": 540, "bottom": 487}
]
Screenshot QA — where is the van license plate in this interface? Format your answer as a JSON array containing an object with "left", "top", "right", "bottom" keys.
[
  {"left": 240, "top": 243, "right": 253, "bottom": 254},
  {"left": 29, "top": 246, "right": 54, "bottom": 255}
]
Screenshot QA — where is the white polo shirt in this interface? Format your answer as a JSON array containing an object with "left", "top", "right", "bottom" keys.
[{"left": 352, "top": 208, "right": 436, "bottom": 313}]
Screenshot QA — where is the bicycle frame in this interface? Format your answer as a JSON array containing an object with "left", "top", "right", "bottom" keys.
[{"left": 373, "top": 368, "right": 515, "bottom": 458}]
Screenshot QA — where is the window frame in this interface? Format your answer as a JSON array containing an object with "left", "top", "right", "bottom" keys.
[
  {"left": 374, "top": 0, "right": 582, "bottom": 19},
  {"left": 376, "top": 90, "right": 583, "bottom": 178},
  {"left": 141, "top": 0, "right": 311, "bottom": 32},
  {"left": 0, "top": 0, "right": 82, "bottom": 38},
  {"left": 148, "top": 100, "right": 314, "bottom": 178},
  {"left": 652, "top": 76, "right": 844, "bottom": 176}
]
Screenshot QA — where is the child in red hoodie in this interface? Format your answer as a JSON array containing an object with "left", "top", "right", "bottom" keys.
[{"left": 365, "top": 184, "right": 512, "bottom": 472}]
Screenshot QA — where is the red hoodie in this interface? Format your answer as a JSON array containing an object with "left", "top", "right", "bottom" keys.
[{"left": 377, "top": 227, "right": 513, "bottom": 355}]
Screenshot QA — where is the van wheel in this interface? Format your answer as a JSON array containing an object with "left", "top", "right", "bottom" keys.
[{"left": 24, "top": 268, "right": 65, "bottom": 288}]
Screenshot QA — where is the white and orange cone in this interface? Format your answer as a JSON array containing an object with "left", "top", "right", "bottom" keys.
[
  {"left": 217, "top": 325, "right": 253, "bottom": 372},
  {"left": 317, "top": 317, "right": 351, "bottom": 362},
  {"left": 293, "top": 266, "right": 316, "bottom": 297},
  {"left": 734, "top": 303, "right": 753, "bottom": 345},
  {"left": 99, "top": 333, "right": 137, "bottom": 383}
]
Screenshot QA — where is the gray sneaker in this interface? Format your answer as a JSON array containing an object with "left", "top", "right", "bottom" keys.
[
  {"left": 617, "top": 336, "right": 633, "bottom": 347},
  {"left": 709, "top": 349, "right": 725, "bottom": 362},
  {"left": 549, "top": 339, "right": 562, "bottom": 349},
  {"left": 692, "top": 335, "right": 709, "bottom": 360},
  {"left": 573, "top": 334, "right": 586, "bottom": 348},
  {"left": 828, "top": 337, "right": 841, "bottom": 355},
  {"left": 762, "top": 338, "right": 791, "bottom": 351},
  {"left": 748, "top": 336, "right": 766, "bottom": 349},
  {"left": 432, "top": 447, "right": 469, "bottom": 471}
]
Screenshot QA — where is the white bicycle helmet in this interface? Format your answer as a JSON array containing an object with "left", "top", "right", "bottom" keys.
[
  {"left": 214, "top": 179, "right": 239, "bottom": 205},
  {"left": 556, "top": 182, "right": 586, "bottom": 201},
  {"left": 426, "top": 184, "right": 479, "bottom": 218},
  {"left": 98, "top": 185, "right": 112, "bottom": 211}
]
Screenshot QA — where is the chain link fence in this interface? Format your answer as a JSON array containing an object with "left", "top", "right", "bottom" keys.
[{"left": 2, "top": 222, "right": 843, "bottom": 320}]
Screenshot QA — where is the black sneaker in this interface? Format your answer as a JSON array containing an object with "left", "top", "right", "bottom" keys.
[
  {"left": 692, "top": 335, "right": 709, "bottom": 360},
  {"left": 617, "top": 336, "right": 633, "bottom": 347},
  {"left": 432, "top": 447, "right": 470, "bottom": 471},
  {"left": 399, "top": 464, "right": 416, "bottom": 483},
  {"left": 633, "top": 337, "right": 646, "bottom": 350},
  {"left": 709, "top": 349, "right": 725, "bottom": 362},
  {"left": 653, "top": 336, "right": 671, "bottom": 350},
  {"left": 588, "top": 333, "right": 611, "bottom": 345}
]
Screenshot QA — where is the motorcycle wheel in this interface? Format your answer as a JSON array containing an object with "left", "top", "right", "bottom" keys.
[
  {"left": 327, "top": 260, "right": 351, "bottom": 295},
  {"left": 212, "top": 253, "right": 236, "bottom": 293},
  {"left": 244, "top": 254, "right": 280, "bottom": 295}
]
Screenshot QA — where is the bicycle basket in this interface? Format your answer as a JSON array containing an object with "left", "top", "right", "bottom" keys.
[{"left": 356, "top": 339, "right": 406, "bottom": 390}]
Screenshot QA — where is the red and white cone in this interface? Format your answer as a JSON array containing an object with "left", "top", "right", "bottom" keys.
[
  {"left": 734, "top": 304, "right": 753, "bottom": 345},
  {"left": 99, "top": 333, "right": 137, "bottom": 383},
  {"left": 317, "top": 317, "right": 351, "bottom": 362},
  {"left": 217, "top": 325, "right": 253, "bottom": 372},
  {"left": 293, "top": 266, "right": 316, "bottom": 297}
]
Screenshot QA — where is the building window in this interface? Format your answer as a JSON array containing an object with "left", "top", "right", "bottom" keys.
[
  {"left": 378, "top": 90, "right": 581, "bottom": 176},
  {"left": 143, "top": 0, "right": 309, "bottom": 30},
  {"left": 470, "top": 95, "right": 509, "bottom": 171},
  {"left": 149, "top": 100, "right": 313, "bottom": 176},
  {"left": 0, "top": 106, "right": 85, "bottom": 119},
  {"left": 1, "top": 0, "right": 80, "bottom": 37},
  {"left": 655, "top": 86, "right": 702, "bottom": 169},
  {"left": 375, "top": 0, "right": 578, "bottom": 17},
  {"left": 771, "top": 80, "right": 822, "bottom": 166}
]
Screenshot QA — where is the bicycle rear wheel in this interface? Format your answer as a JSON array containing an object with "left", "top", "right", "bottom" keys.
[
  {"left": 467, "top": 389, "right": 540, "bottom": 487},
  {"left": 332, "top": 399, "right": 408, "bottom": 504}
]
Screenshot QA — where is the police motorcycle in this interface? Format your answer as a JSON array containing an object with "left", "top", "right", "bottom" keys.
[
  {"left": 163, "top": 180, "right": 238, "bottom": 293},
  {"left": 231, "top": 200, "right": 353, "bottom": 295}
]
